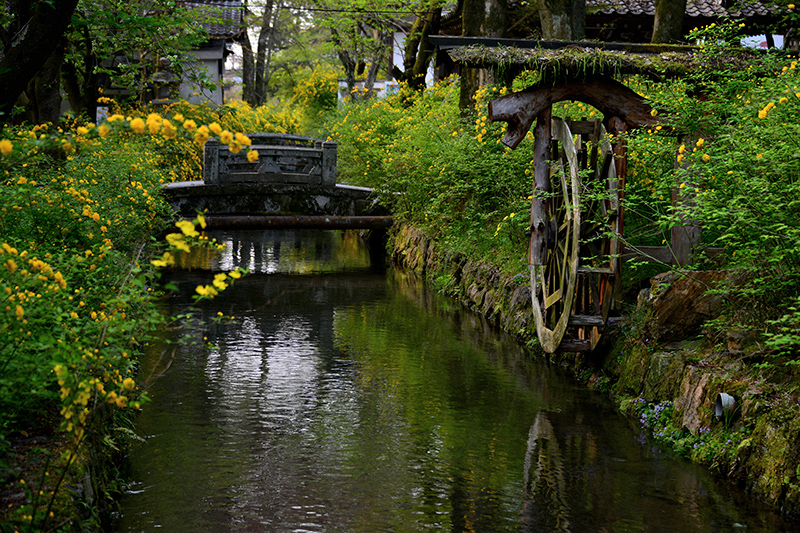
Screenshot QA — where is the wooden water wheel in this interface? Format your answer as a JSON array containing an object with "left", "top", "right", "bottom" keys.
[
  {"left": 486, "top": 75, "right": 659, "bottom": 353},
  {"left": 525, "top": 112, "right": 622, "bottom": 353}
]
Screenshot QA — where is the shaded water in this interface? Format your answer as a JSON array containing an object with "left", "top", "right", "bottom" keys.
[{"left": 117, "top": 230, "right": 790, "bottom": 532}]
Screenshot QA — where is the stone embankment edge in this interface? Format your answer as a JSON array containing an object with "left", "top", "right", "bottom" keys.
[{"left": 390, "top": 224, "right": 800, "bottom": 519}]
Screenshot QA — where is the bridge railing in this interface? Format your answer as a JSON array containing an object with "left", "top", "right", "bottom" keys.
[{"left": 203, "top": 133, "right": 337, "bottom": 186}]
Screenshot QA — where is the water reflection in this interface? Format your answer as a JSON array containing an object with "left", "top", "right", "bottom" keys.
[
  {"left": 176, "top": 229, "right": 374, "bottom": 274},
  {"left": 116, "top": 230, "right": 791, "bottom": 532}
]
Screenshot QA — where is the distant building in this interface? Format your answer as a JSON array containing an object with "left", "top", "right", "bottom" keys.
[{"left": 178, "top": 1, "right": 245, "bottom": 105}]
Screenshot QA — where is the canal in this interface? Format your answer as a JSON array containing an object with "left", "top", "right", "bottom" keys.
[{"left": 115, "top": 229, "right": 789, "bottom": 532}]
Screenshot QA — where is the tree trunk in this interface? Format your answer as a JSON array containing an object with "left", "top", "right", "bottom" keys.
[
  {"left": 652, "top": 0, "right": 687, "bottom": 44},
  {"left": 255, "top": 0, "right": 279, "bottom": 105},
  {"left": 29, "top": 39, "right": 67, "bottom": 124},
  {"left": 408, "top": 7, "right": 442, "bottom": 91},
  {"left": 364, "top": 32, "right": 390, "bottom": 97},
  {"left": 0, "top": 0, "right": 80, "bottom": 122},
  {"left": 538, "top": 0, "right": 585, "bottom": 40},
  {"left": 335, "top": 41, "right": 358, "bottom": 99},
  {"left": 460, "top": 0, "right": 508, "bottom": 110},
  {"left": 241, "top": 32, "right": 257, "bottom": 105},
  {"left": 62, "top": 25, "right": 100, "bottom": 122}
]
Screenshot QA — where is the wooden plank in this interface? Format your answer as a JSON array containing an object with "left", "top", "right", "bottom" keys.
[
  {"left": 544, "top": 287, "right": 561, "bottom": 310},
  {"left": 557, "top": 338, "right": 593, "bottom": 352},
  {"left": 577, "top": 266, "right": 615, "bottom": 275},
  {"left": 568, "top": 314, "right": 606, "bottom": 327},
  {"left": 622, "top": 245, "right": 673, "bottom": 264}
]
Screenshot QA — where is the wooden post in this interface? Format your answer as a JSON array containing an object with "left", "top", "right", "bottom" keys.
[
  {"left": 203, "top": 138, "right": 220, "bottom": 184},
  {"left": 608, "top": 116, "right": 627, "bottom": 304},
  {"left": 530, "top": 106, "right": 552, "bottom": 266},
  {"left": 321, "top": 141, "right": 337, "bottom": 186}
]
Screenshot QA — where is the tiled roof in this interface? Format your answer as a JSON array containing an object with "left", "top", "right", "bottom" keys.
[
  {"left": 182, "top": 0, "right": 245, "bottom": 39},
  {"left": 588, "top": 0, "right": 778, "bottom": 18}
]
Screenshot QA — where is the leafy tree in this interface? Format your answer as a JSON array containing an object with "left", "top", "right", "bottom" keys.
[
  {"left": 0, "top": 0, "right": 80, "bottom": 123},
  {"left": 311, "top": 0, "right": 426, "bottom": 100},
  {"left": 63, "top": 1, "right": 211, "bottom": 117},
  {"left": 1, "top": 0, "right": 214, "bottom": 125},
  {"left": 392, "top": 0, "right": 449, "bottom": 91},
  {"left": 240, "top": 0, "right": 304, "bottom": 105}
]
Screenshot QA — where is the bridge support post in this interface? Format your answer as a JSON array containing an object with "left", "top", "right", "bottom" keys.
[
  {"left": 320, "top": 141, "right": 337, "bottom": 186},
  {"left": 203, "top": 138, "right": 220, "bottom": 184}
]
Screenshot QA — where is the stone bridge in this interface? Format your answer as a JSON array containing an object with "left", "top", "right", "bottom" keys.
[{"left": 162, "top": 133, "right": 392, "bottom": 230}]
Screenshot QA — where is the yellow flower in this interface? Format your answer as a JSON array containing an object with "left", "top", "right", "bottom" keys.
[
  {"left": 650, "top": 108, "right": 658, "bottom": 117},
  {"left": 195, "top": 284, "right": 219, "bottom": 298},
  {"left": 6, "top": 259, "right": 17, "bottom": 273},
  {"left": 196, "top": 214, "right": 207, "bottom": 229},
  {"left": 194, "top": 131, "right": 210, "bottom": 145},
  {"left": 220, "top": 130, "right": 234, "bottom": 144},
  {"left": 247, "top": 149, "right": 259, "bottom": 163},
  {"left": 229, "top": 143, "right": 242, "bottom": 154},
  {"left": 98, "top": 124, "right": 111, "bottom": 138},
  {"left": 229, "top": 270, "right": 242, "bottom": 279},
  {"left": 0, "top": 139, "right": 14, "bottom": 156},
  {"left": 15, "top": 305, "right": 23, "bottom": 320},
  {"left": 151, "top": 251, "right": 175, "bottom": 267},
  {"left": 130, "top": 117, "right": 145, "bottom": 133},
  {"left": 166, "top": 232, "right": 191, "bottom": 252},
  {"left": 678, "top": 144, "right": 685, "bottom": 154},
  {"left": 107, "top": 114, "right": 124, "bottom": 123},
  {"left": 756, "top": 153, "right": 763, "bottom": 159},
  {"left": 235, "top": 132, "right": 252, "bottom": 146},
  {"left": 183, "top": 119, "right": 197, "bottom": 131},
  {"left": 209, "top": 122, "right": 223, "bottom": 135},
  {"left": 789, "top": 3, "right": 795, "bottom": 8},
  {"left": 162, "top": 119, "right": 177, "bottom": 139},
  {"left": 702, "top": 154, "right": 710, "bottom": 161},
  {"left": 173, "top": 113, "right": 184, "bottom": 122},
  {"left": 176, "top": 219, "right": 199, "bottom": 237},
  {"left": 115, "top": 395, "right": 128, "bottom": 408},
  {"left": 17, "top": 177, "right": 27, "bottom": 185},
  {"left": 696, "top": 138, "right": 704, "bottom": 147},
  {"left": 212, "top": 272, "right": 228, "bottom": 290},
  {"left": 77, "top": 126, "right": 89, "bottom": 136},
  {"left": 122, "top": 377, "right": 135, "bottom": 391}
]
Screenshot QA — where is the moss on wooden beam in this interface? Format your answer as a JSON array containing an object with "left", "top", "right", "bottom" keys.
[{"left": 447, "top": 41, "right": 763, "bottom": 81}]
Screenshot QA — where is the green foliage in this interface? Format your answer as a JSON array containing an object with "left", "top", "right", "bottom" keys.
[
  {"left": 631, "top": 397, "right": 751, "bottom": 469},
  {"left": 621, "top": 21, "right": 800, "bottom": 356},
  {"left": 0, "top": 107, "right": 249, "bottom": 530},
  {"left": 325, "top": 78, "right": 535, "bottom": 274},
  {"left": 66, "top": 0, "right": 213, "bottom": 107}
]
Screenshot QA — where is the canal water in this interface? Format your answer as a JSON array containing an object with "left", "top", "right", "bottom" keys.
[{"left": 116, "top": 230, "right": 789, "bottom": 532}]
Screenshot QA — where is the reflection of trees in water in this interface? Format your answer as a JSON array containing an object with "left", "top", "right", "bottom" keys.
[{"left": 522, "top": 411, "right": 572, "bottom": 532}]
